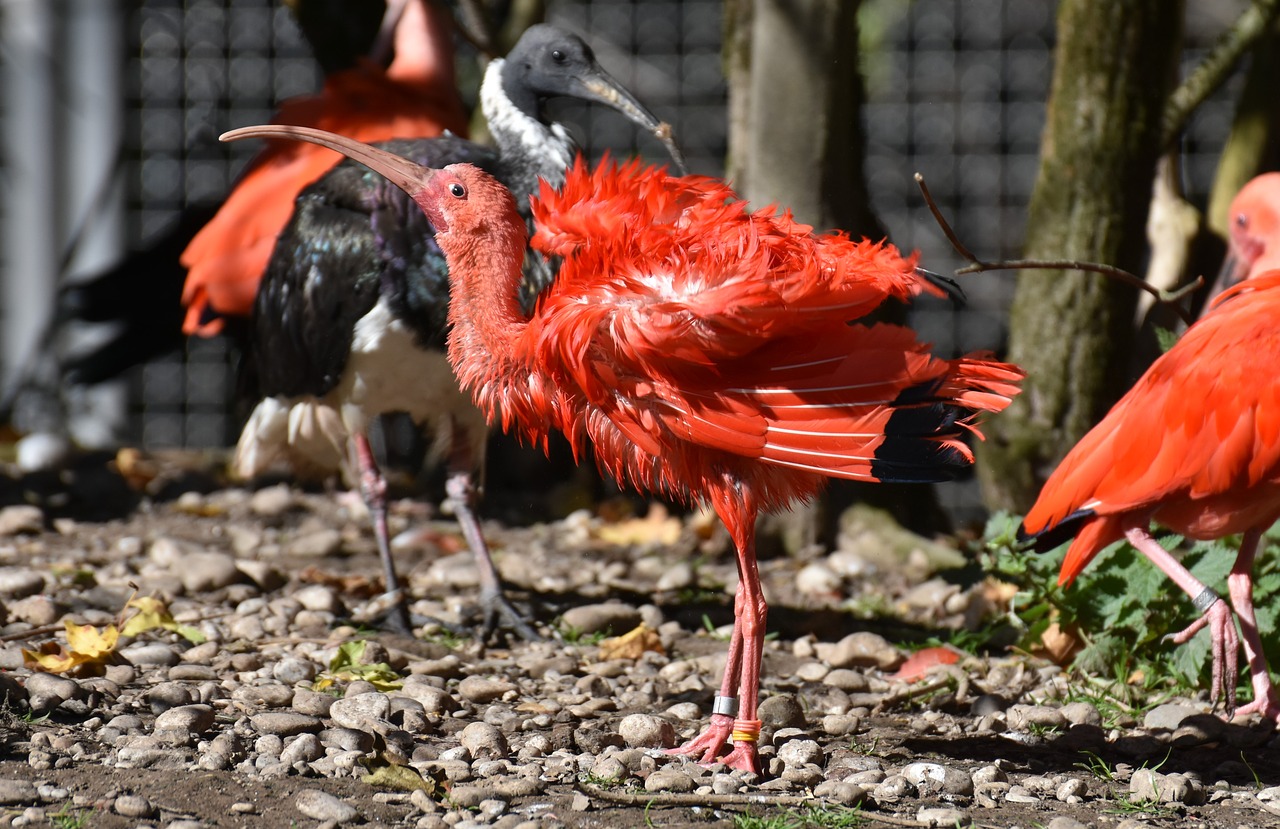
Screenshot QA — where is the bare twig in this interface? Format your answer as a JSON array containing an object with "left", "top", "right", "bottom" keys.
[
  {"left": 914, "top": 173, "right": 1202, "bottom": 326},
  {"left": 1161, "top": 0, "right": 1280, "bottom": 151}
]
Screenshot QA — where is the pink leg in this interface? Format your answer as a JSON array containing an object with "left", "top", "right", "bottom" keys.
[
  {"left": 1223, "top": 530, "right": 1280, "bottom": 719},
  {"left": 354, "top": 432, "right": 412, "bottom": 633},
  {"left": 1125, "top": 526, "right": 1239, "bottom": 712},
  {"left": 669, "top": 483, "right": 766, "bottom": 774}
]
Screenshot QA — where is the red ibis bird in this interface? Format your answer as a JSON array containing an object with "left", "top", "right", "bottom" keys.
[
  {"left": 1021, "top": 271, "right": 1280, "bottom": 719},
  {"left": 220, "top": 124, "right": 1024, "bottom": 772},
  {"left": 1216, "top": 172, "right": 1280, "bottom": 292},
  {"left": 180, "top": 0, "right": 468, "bottom": 337},
  {"left": 232, "top": 26, "right": 685, "bottom": 637}
]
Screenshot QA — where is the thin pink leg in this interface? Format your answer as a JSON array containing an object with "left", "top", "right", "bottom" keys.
[
  {"left": 669, "top": 482, "right": 766, "bottom": 774},
  {"left": 1223, "top": 530, "right": 1280, "bottom": 719},
  {"left": 354, "top": 432, "right": 412, "bottom": 633},
  {"left": 1125, "top": 526, "right": 1239, "bottom": 712}
]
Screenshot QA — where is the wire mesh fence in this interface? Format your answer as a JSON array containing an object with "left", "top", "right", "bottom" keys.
[{"left": 0, "top": 1, "right": 1247, "bottom": 517}]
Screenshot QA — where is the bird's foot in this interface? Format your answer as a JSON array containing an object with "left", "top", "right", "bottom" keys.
[
  {"left": 1168, "top": 597, "right": 1240, "bottom": 713},
  {"left": 478, "top": 589, "right": 540, "bottom": 643},
  {"left": 667, "top": 713, "right": 734, "bottom": 764},
  {"left": 361, "top": 589, "right": 414, "bottom": 635}
]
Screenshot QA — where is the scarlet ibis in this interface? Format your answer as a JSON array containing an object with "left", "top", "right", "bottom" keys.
[
  {"left": 1217, "top": 172, "right": 1280, "bottom": 291},
  {"left": 180, "top": 0, "right": 467, "bottom": 337},
  {"left": 233, "top": 26, "right": 684, "bottom": 637},
  {"left": 1020, "top": 271, "right": 1280, "bottom": 719},
  {"left": 220, "top": 125, "right": 1024, "bottom": 772}
]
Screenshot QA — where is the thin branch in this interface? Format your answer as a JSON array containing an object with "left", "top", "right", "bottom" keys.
[
  {"left": 1161, "top": 0, "right": 1280, "bottom": 151},
  {"left": 914, "top": 173, "right": 1202, "bottom": 326}
]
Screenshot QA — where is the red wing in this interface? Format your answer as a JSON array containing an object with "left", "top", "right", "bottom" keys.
[
  {"left": 180, "top": 66, "right": 467, "bottom": 336},
  {"left": 1024, "top": 272, "right": 1280, "bottom": 537}
]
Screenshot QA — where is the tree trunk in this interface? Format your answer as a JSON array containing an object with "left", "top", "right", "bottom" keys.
[
  {"left": 978, "top": 0, "right": 1185, "bottom": 513},
  {"left": 723, "top": 0, "right": 881, "bottom": 238}
]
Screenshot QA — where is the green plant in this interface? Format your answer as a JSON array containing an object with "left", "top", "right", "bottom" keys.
[
  {"left": 732, "top": 806, "right": 865, "bottom": 829},
  {"left": 557, "top": 621, "right": 610, "bottom": 646},
  {"left": 50, "top": 802, "right": 92, "bottom": 829},
  {"left": 982, "top": 511, "right": 1280, "bottom": 701}
]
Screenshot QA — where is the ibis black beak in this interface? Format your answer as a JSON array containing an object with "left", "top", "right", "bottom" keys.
[{"left": 577, "top": 66, "right": 688, "bottom": 175}]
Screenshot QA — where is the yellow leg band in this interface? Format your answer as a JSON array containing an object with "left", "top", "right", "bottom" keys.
[{"left": 731, "top": 718, "right": 762, "bottom": 743}]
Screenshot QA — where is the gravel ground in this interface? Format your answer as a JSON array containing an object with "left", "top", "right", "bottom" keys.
[{"left": 1, "top": 451, "right": 1280, "bottom": 828}]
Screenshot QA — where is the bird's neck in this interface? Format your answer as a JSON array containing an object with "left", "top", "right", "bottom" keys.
[
  {"left": 440, "top": 215, "right": 532, "bottom": 393},
  {"left": 480, "top": 58, "right": 576, "bottom": 194}
]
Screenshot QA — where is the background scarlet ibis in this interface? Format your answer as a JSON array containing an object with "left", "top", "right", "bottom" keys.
[
  {"left": 1214, "top": 172, "right": 1280, "bottom": 294},
  {"left": 1020, "top": 270, "right": 1280, "bottom": 719},
  {"left": 220, "top": 125, "right": 1024, "bottom": 771}
]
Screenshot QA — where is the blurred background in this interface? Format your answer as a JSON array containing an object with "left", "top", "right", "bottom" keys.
[{"left": 0, "top": 0, "right": 1252, "bottom": 523}]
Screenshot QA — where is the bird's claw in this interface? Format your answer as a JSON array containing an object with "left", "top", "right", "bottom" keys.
[
  {"left": 478, "top": 590, "right": 540, "bottom": 643},
  {"left": 668, "top": 713, "right": 734, "bottom": 765},
  {"left": 1171, "top": 598, "right": 1240, "bottom": 715}
]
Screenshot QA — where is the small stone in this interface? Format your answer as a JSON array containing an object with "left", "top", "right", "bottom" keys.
[
  {"left": 180, "top": 551, "right": 243, "bottom": 593},
  {"left": 616, "top": 713, "right": 675, "bottom": 749},
  {"left": 459, "top": 722, "right": 509, "bottom": 760},
  {"left": 273, "top": 657, "right": 319, "bottom": 685},
  {"left": 330, "top": 692, "right": 391, "bottom": 731},
  {"left": 560, "top": 602, "right": 641, "bottom": 635},
  {"left": 758, "top": 694, "right": 806, "bottom": 728},
  {"left": 916, "top": 807, "right": 969, "bottom": 827},
  {"left": 287, "top": 529, "right": 344, "bottom": 558},
  {"left": 655, "top": 562, "right": 694, "bottom": 591},
  {"left": 1055, "top": 777, "right": 1087, "bottom": 802},
  {"left": 1006, "top": 704, "right": 1066, "bottom": 732},
  {"left": 250, "top": 712, "right": 323, "bottom": 736},
  {"left": 777, "top": 739, "right": 823, "bottom": 768},
  {"left": 292, "top": 688, "right": 336, "bottom": 717},
  {"left": 457, "top": 676, "right": 515, "bottom": 704},
  {"left": 903, "top": 762, "right": 973, "bottom": 797},
  {"left": 590, "top": 756, "right": 627, "bottom": 783},
  {"left": 233, "top": 683, "right": 295, "bottom": 707},
  {"left": 872, "top": 775, "right": 912, "bottom": 801},
  {"left": 120, "top": 642, "right": 181, "bottom": 667},
  {"left": 154, "top": 704, "right": 215, "bottom": 735},
  {"left": 821, "top": 714, "right": 860, "bottom": 736},
  {"left": 295, "top": 789, "right": 358, "bottom": 823},
  {"left": 1143, "top": 702, "right": 1201, "bottom": 731},
  {"left": 795, "top": 562, "right": 841, "bottom": 595},
  {"left": 114, "top": 794, "right": 154, "bottom": 818},
  {"left": 822, "top": 669, "right": 869, "bottom": 692},
  {"left": 320, "top": 728, "right": 375, "bottom": 753},
  {"left": 25, "top": 672, "right": 79, "bottom": 714},
  {"left": 250, "top": 484, "right": 297, "bottom": 518},
  {"left": 644, "top": 768, "right": 696, "bottom": 793},
  {"left": 1058, "top": 701, "right": 1102, "bottom": 727},
  {"left": 0, "top": 506, "right": 44, "bottom": 536},
  {"left": 0, "top": 567, "right": 44, "bottom": 598},
  {"left": 0, "top": 779, "right": 38, "bottom": 805},
  {"left": 294, "top": 584, "right": 343, "bottom": 613},
  {"left": 7, "top": 595, "right": 63, "bottom": 626},
  {"left": 1046, "top": 818, "right": 1091, "bottom": 829},
  {"left": 815, "top": 632, "right": 901, "bottom": 670},
  {"left": 280, "top": 733, "right": 324, "bottom": 765},
  {"left": 399, "top": 676, "right": 459, "bottom": 714},
  {"left": 1172, "top": 714, "right": 1226, "bottom": 746},
  {"left": 1004, "top": 785, "right": 1039, "bottom": 804}
]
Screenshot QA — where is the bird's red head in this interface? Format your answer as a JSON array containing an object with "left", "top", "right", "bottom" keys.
[{"left": 1222, "top": 172, "right": 1280, "bottom": 287}]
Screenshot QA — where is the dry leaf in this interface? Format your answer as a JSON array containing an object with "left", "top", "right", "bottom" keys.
[
  {"left": 598, "top": 624, "right": 664, "bottom": 660},
  {"left": 596, "top": 503, "right": 681, "bottom": 547},
  {"left": 23, "top": 620, "right": 120, "bottom": 673},
  {"left": 122, "top": 596, "right": 207, "bottom": 644},
  {"left": 1033, "top": 621, "right": 1084, "bottom": 666},
  {"left": 891, "top": 646, "right": 961, "bottom": 682}
]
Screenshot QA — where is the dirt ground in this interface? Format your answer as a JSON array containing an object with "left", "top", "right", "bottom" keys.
[{"left": 1, "top": 449, "right": 1280, "bottom": 828}]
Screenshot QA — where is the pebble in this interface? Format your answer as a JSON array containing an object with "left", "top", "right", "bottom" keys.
[
  {"left": 645, "top": 768, "right": 696, "bottom": 793},
  {"left": 154, "top": 704, "right": 216, "bottom": 734},
  {"left": 758, "top": 694, "right": 806, "bottom": 727},
  {"left": 296, "top": 789, "right": 359, "bottom": 823},
  {"left": 0, "top": 567, "right": 45, "bottom": 598},
  {"left": 180, "top": 551, "right": 243, "bottom": 593},
  {"left": 25, "top": 672, "right": 79, "bottom": 714},
  {"left": 902, "top": 762, "right": 973, "bottom": 797},
  {"left": 287, "top": 529, "right": 344, "bottom": 558},
  {"left": 560, "top": 602, "right": 641, "bottom": 635},
  {"left": 250, "top": 712, "right": 323, "bottom": 736},
  {"left": 1006, "top": 704, "right": 1066, "bottom": 732},
  {"left": 460, "top": 722, "right": 509, "bottom": 760},
  {"left": 0, "top": 779, "right": 38, "bottom": 805},
  {"left": 1143, "top": 702, "right": 1202, "bottom": 731},
  {"left": 457, "top": 676, "right": 515, "bottom": 704},
  {"left": 114, "top": 794, "right": 155, "bottom": 818},
  {"left": 815, "top": 632, "right": 902, "bottom": 670},
  {"left": 616, "top": 713, "right": 675, "bottom": 748},
  {"left": 329, "top": 692, "right": 391, "bottom": 731},
  {"left": 0, "top": 506, "right": 44, "bottom": 536}
]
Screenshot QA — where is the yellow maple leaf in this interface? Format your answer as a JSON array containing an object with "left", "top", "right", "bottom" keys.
[
  {"left": 22, "top": 620, "right": 120, "bottom": 673},
  {"left": 595, "top": 503, "right": 682, "bottom": 547},
  {"left": 598, "top": 624, "right": 664, "bottom": 660}
]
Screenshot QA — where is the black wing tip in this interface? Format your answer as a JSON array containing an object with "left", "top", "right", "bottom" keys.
[
  {"left": 915, "top": 266, "right": 965, "bottom": 304},
  {"left": 1016, "top": 508, "right": 1094, "bottom": 553}
]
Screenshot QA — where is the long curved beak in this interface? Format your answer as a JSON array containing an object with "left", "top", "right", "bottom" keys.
[
  {"left": 578, "top": 65, "right": 688, "bottom": 175},
  {"left": 220, "top": 125, "right": 448, "bottom": 228}
]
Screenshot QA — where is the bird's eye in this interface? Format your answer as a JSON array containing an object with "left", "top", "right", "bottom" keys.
[
  {"left": 449, "top": 183, "right": 466, "bottom": 199},
  {"left": 551, "top": 49, "right": 566, "bottom": 63},
  {"left": 1236, "top": 213, "right": 1248, "bottom": 228}
]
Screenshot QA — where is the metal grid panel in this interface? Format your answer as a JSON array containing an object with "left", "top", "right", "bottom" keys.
[{"left": 100, "top": 1, "right": 1246, "bottom": 466}]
